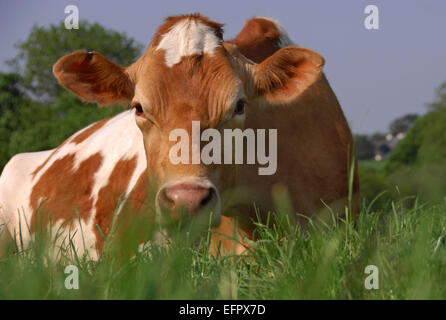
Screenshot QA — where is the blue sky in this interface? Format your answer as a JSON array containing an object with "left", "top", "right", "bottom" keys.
[{"left": 1, "top": 0, "right": 445, "bottom": 134}]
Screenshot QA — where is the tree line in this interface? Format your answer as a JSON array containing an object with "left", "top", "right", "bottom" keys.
[{"left": 0, "top": 21, "right": 142, "bottom": 169}]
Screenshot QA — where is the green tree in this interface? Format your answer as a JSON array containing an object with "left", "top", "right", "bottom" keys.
[
  {"left": 370, "top": 132, "right": 385, "bottom": 141},
  {"left": 427, "top": 82, "right": 446, "bottom": 111},
  {"left": 382, "top": 82, "right": 446, "bottom": 202},
  {"left": 0, "top": 72, "right": 39, "bottom": 168},
  {"left": 384, "top": 108, "right": 446, "bottom": 173},
  {"left": 0, "top": 73, "right": 24, "bottom": 116},
  {"left": 389, "top": 113, "right": 419, "bottom": 135},
  {"left": 8, "top": 20, "right": 143, "bottom": 100},
  {"left": 7, "top": 93, "right": 123, "bottom": 157},
  {"left": 1, "top": 20, "right": 142, "bottom": 170},
  {"left": 385, "top": 82, "right": 446, "bottom": 173}
]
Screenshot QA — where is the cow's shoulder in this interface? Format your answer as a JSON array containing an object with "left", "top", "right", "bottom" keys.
[
  {"left": 31, "top": 110, "right": 144, "bottom": 181},
  {"left": 0, "top": 110, "right": 146, "bottom": 235},
  {"left": 29, "top": 109, "right": 147, "bottom": 215}
]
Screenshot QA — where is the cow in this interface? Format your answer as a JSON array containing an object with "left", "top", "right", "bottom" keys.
[{"left": 0, "top": 14, "right": 359, "bottom": 259}]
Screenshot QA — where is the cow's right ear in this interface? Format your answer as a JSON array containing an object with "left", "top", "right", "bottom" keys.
[{"left": 53, "top": 51, "right": 134, "bottom": 106}]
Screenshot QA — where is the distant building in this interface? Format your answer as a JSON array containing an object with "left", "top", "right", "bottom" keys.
[{"left": 373, "top": 132, "right": 405, "bottom": 161}]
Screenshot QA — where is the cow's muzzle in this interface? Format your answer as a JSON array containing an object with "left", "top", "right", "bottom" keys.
[{"left": 156, "top": 180, "right": 221, "bottom": 226}]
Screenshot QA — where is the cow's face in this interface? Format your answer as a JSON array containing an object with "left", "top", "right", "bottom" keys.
[
  {"left": 53, "top": 14, "right": 324, "bottom": 224},
  {"left": 131, "top": 45, "right": 245, "bottom": 223}
]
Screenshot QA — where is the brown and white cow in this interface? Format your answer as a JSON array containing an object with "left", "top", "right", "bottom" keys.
[{"left": 0, "top": 14, "right": 359, "bottom": 259}]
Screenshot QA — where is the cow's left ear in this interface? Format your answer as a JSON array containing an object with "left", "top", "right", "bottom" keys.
[
  {"left": 252, "top": 46, "right": 324, "bottom": 104},
  {"left": 53, "top": 51, "right": 134, "bottom": 106}
]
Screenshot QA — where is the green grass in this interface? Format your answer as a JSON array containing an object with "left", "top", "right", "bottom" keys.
[
  {"left": 359, "top": 160, "right": 385, "bottom": 171},
  {"left": 1, "top": 193, "right": 446, "bottom": 299}
]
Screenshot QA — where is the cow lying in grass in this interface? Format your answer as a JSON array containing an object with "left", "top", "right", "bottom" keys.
[{"left": 0, "top": 14, "right": 359, "bottom": 259}]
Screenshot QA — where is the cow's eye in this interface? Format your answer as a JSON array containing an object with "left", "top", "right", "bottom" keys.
[
  {"left": 134, "top": 104, "right": 144, "bottom": 116},
  {"left": 234, "top": 99, "right": 246, "bottom": 115}
]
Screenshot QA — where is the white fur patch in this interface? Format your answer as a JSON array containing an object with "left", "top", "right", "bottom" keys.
[
  {"left": 0, "top": 110, "right": 148, "bottom": 260},
  {"left": 257, "top": 17, "right": 295, "bottom": 47},
  {"left": 156, "top": 18, "right": 221, "bottom": 67}
]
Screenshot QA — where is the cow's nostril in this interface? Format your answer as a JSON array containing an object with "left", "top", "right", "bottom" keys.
[{"left": 200, "top": 188, "right": 215, "bottom": 207}]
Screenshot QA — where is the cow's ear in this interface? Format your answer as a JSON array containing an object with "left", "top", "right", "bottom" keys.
[
  {"left": 53, "top": 51, "right": 134, "bottom": 106},
  {"left": 231, "top": 17, "right": 292, "bottom": 63},
  {"left": 252, "top": 46, "right": 324, "bottom": 105}
]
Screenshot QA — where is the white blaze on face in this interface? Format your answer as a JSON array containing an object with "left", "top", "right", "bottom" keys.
[{"left": 156, "top": 18, "right": 221, "bottom": 67}]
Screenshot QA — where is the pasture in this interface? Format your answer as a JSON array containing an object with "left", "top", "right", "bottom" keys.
[{"left": 1, "top": 192, "right": 446, "bottom": 299}]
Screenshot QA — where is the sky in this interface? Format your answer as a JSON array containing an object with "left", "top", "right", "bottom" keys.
[{"left": 0, "top": 0, "right": 445, "bottom": 134}]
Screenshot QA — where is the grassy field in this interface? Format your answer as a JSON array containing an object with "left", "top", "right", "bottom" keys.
[{"left": 1, "top": 191, "right": 446, "bottom": 300}]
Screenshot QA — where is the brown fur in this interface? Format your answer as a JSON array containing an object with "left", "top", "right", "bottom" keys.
[
  {"left": 227, "top": 18, "right": 360, "bottom": 242},
  {"left": 210, "top": 216, "right": 251, "bottom": 255},
  {"left": 31, "top": 140, "right": 68, "bottom": 178},
  {"left": 30, "top": 153, "right": 103, "bottom": 232},
  {"left": 71, "top": 117, "right": 111, "bottom": 144},
  {"left": 230, "top": 18, "right": 282, "bottom": 63},
  {"left": 94, "top": 156, "right": 137, "bottom": 251},
  {"left": 253, "top": 47, "right": 324, "bottom": 104},
  {"left": 31, "top": 118, "right": 110, "bottom": 179},
  {"left": 126, "top": 170, "right": 149, "bottom": 211},
  {"left": 53, "top": 51, "right": 134, "bottom": 105}
]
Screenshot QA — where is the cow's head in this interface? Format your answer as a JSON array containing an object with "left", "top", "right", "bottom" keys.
[{"left": 53, "top": 14, "right": 324, "bottom": 225}]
